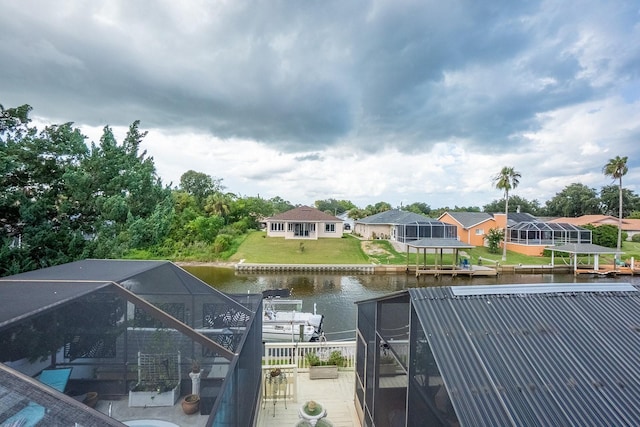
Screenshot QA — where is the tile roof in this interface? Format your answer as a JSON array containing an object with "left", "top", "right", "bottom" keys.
[
  {"left": 549, "top": 215, "right": 640, "bottom": 231},
  {"left": 268, "top": 206, "right": 341, "bottom": 222},
  {"left": 355, "top": 209, "right": 435, "bottom": 225},
  {"left": 409, "top": 283, "right": 640, "bottom": 425}
]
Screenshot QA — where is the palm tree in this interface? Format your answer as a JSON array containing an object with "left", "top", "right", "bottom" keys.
[
  {"left": 493, "top": 166, "right": 521, "bottom": 261},
  {"left": 603, "top": 156, "right": 628, "bottom": 258}
]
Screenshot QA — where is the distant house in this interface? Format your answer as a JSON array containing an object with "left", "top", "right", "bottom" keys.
[
  {"left": 437, "top": 212, "right": 496, "bottom": 246},
  {"left": 439, "top": 211, "right": 591, "bottom": 256},
  {"left": 354, "top": 209, "right": 456, "bottom": 244},
  {"left": 356, "top": 282, "right": 640, "bottom": 426},
  {"left": 548, "top": 215, "right": 640, "bottom": 241},
  {"left": 265, "top": 206, "right": 343, "bottom": 239}
]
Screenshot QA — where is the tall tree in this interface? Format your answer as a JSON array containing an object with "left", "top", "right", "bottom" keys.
[
  {"left": 545, "top": 183, "right": 601, "bottom": 217},
  {"left": 603, "top": 155, "right": 628, "bottom": 256},
  {"left": 600, "top": 185, "right": 639, "bottom": 218},
  {"left": 493, "top": 166, "right": 521, "bottom": 261}
]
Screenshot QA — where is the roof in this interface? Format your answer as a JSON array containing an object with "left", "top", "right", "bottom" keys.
[
  {"left": 356, "top": 209, "right": 434, "bottom": 225},
  {"left": 549, "top": 215, "right": 640, "bottom": 231},
  {"left": 267, "top": 205, "right": 341, "bottom": 222},
  {"left": 407, "top": 238, "right": 475, "bottom": 249},
  {"left": 0, "top": 259, "right": 241, "bottom": 330},
  {"left": 439, "top": 212, "right": 494, "bottom": 228},
  {"left": 547, "top": 243, "right": 622, "bottom": 254},
  {"left": 409, "top": 283, "right": 640, "bottom": 426},
  {"left": 507, "top": 212, "right": 538, "bottom": 224}
]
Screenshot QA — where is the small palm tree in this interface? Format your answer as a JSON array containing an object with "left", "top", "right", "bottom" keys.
[
  {"left": 603, "top": 156, "right": 628, "bottom": 258},
  {"left": 493, "top": 166, "right": 521, "bottom": 261}
]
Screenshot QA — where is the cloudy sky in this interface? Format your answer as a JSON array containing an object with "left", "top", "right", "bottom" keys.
[{"left": 1, "top": 1, "right": 639, "bottom": 209}]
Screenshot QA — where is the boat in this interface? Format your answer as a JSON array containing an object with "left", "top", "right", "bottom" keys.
[{"left": 262, "top": 289, "right": 324, "bottom": 342}]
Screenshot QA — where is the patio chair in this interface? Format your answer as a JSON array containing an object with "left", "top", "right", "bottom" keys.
[{"left": 1, "top": 368, "right": 72, "bottom": 427}]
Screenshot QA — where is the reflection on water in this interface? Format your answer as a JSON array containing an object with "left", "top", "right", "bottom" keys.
[{"left": 184, "top": 266, "right": 640, "bottom": 339}]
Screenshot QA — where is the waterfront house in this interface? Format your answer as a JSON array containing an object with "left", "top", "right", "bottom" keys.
[
  {"left": 439, "top": 211, "right": 592, "bottom": 256},
  {"left": 265, "top": 206, "right": 344, "bottom": 239},
  {"left": 548, "top": 215, "right": 640, "bottom": 241},
  {"left": 0, "top": 260, "right": 263, "bottom": 426},
  {"left": 354, "top": 210, "right": 456, "bottom": 245},
  {"left": 355, "top": 282, "right": 640, "bottom": 426}
]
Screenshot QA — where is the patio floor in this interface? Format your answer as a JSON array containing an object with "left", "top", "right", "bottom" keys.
[
  {"left": 94, "top": 396, "right": 209, "bottom": 426},
  {"left": 256, "top": 371, "right": 359, "bottom": 427}
]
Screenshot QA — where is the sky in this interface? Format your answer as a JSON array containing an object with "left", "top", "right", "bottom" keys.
[{"left": 1, "top": 1, "right": 639, "bottom": 210}]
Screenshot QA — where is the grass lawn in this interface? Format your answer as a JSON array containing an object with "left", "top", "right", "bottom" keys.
[{"left": 228, "top": 231, "right": 369, "bottom": 264}]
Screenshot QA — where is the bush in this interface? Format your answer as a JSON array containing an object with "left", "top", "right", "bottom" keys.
[
  {"left": 306, "top": 350, "right": 346, "bottom": 367},
  {"left": 213, "top": 234, "right": 234, "bottom": 253},
  {"left": 632, "top": 234, "right": 640, "bottom": 243}
]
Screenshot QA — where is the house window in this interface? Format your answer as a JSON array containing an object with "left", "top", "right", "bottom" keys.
[
  {"left": 325, "top": 223, "right": 336, "bottom": 233},
  {"left": 271, "top": 222, "right": 284, "bottom": 232},
  {"left": 475, "top": 229, "right": 484, "bottom": 235}
]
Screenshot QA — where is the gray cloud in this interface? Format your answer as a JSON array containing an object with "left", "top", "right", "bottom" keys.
[{"left": 1, "top": 0, "right": 639, "bottom": 207}]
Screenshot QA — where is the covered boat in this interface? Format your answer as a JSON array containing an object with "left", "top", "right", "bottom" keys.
[{"left": 262, "top": 290, "right": 324, "bottom": 342}]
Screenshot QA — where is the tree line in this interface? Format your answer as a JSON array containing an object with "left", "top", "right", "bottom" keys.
[{"left": 1, "top": 103, "right": 636, "bottom": 275}]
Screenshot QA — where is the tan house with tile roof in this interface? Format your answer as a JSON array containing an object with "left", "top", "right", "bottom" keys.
[
  {"left": 548, "top": 215, "right": 640, "bottom": 240},
  {"left": 265, "top": 205, "right": 344, "bottom": 239}
]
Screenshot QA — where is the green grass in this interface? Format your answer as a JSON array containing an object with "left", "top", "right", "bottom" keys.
[{"left": 228, "top": 231, "right": 369, "bottom": 264}]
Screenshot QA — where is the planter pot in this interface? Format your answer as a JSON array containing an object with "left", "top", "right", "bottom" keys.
[
  {"left": 83, "top": 392, "right": 99, "bottom": 408},
  {"left": 182, "top": 394, "right": 200, "bottom": 415},
  {"left": 309, "top": 365, "right": 338, "bottom": 380},
  {"left": 128, "top": 385, "right": 179, "bottom": 407}
]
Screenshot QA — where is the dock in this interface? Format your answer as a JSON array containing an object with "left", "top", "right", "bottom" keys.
[
  {"left": 415, "top": 265, "right": 497, "bottom": 277},
  {"left": 575, "top": 266, "right": 639, "bottom": 276}
]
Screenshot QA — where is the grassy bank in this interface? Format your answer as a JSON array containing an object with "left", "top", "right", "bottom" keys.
[{"left": 228, "top": 231, "right": 369, "bottom": 264}]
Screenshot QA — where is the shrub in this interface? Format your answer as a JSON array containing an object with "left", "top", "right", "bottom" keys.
[
  {"left": 305, "top": 350, "right": 346, "bottom": 367},
  {"left": 632, "top": 234, "right": 640, "bottom": 243}
]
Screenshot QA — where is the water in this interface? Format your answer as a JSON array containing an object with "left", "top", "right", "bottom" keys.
[{"left": 184, "top": 266, "right": 640, "bottom": 340}]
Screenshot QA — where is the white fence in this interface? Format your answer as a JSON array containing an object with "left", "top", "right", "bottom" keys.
[{"left": 263, "top": 341, "right": 357, "bottom": 371}]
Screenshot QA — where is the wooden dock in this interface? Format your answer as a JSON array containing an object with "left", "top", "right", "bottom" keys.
[
  {"left": 575, "top": 266, "right": 638, "bottom": 276},
  {"left": 415, "top": 265, "right": 497, "bottom": 277}
]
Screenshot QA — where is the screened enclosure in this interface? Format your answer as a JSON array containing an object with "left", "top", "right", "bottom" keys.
[
  {"left": 356, "top": 292, "right": 417, "bottom": 427},
  {"left": 395, "top": 221, "right": 457, "bottom": 244},
  {"left": 508, "top": 221, "right": 591, "bottom": 246},
  {"left": 0, "top": 260, "right": 263, "bottom": 427}
]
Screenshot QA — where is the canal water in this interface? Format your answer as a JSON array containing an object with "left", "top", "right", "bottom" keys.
[{"left": 184, "top": 266, "right": 640, "bottom": 340}]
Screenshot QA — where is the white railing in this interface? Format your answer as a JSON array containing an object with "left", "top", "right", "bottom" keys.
[{"left": 263, "top": 341, "right": 357, "bottom": 371}]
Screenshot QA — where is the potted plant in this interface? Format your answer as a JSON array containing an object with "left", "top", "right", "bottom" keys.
[
  {"left": 306, "top": 350, "right": 345, "bottom": 380},
  {"left": 182, "top": 393, "right": 200, "bottom": 415}
]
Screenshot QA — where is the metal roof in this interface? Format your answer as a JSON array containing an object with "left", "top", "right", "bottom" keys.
[
  {"left": 409, "top": 284, "right": 640, "bottom": 426},
  {"left": 407, "top": 238, "right": 475, "bottom": 249},
  {"left": 356, "top": 209, "right": 435, "bottom": 225},
  {"left": 547, "top": 243, "right": 622, "bottom": 254}
]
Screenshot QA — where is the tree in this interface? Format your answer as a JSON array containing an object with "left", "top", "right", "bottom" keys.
[
  {"left": 315, "top": 199, "right": 355, "bottom": 215},
  {"left": 600, "top": 185, "right": 639, "bottom": 218},
  {"left": 404, "top": 202, "right": 431, "bottom": 216},
  {"left": 493, "top": 166, "right": 521, "bottom": 261},
  {"left": 484, "top": 228, "right": 504, "bottom": 254},
  {"left": 545, "top": 183, "right": 601, "bottom": 217},
  {"left": 179, "top": 170, "right": 224, "bottom": 208},
  {"left": 483, "top": 195, "right": 542, "bottom": 215},
  {"left": 603, "top": 155, "right": 628, "bottom": 255}
]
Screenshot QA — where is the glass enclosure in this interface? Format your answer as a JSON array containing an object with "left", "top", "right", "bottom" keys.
[
  {"left": 395, "top": 221, "right": 457, "bottom": 243},
  {"left": 509, "top": 222, "right": 591, "bottom": 246},
  {"left": 0, "top": 260, "right": 262, "bottom": 427}
]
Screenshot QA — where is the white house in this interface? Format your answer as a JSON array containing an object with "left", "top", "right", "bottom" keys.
[{"left": 265, "top": 206, "right": 344, "bottom": 239}]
